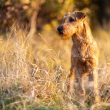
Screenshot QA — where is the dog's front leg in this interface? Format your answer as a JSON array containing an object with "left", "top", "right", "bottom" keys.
[
  {"left": 93, "top": 69, "right": 100, "bottom": 103},
  {"left": 67, "top": 67, "right": 75, "bottom": 94}
]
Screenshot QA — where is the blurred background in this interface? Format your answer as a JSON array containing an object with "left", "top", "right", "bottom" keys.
[
  {"left": 0, "top": 0, "right": 110, "bottom": 62},
  {"left": 0, "top": 0, "right": 110, "bottom": 109},
  {"left": 0, "top": 0, "right": 110, "bottom": 35}
]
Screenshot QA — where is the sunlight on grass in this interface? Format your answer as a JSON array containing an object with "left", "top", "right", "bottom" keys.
[{"left": 0, "top": 24, "right": 110, "bottom": 110}]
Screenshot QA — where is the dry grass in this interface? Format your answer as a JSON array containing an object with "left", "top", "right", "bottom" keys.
[{"left": 0, "top": 24, "right": 110, "bottom": 110}]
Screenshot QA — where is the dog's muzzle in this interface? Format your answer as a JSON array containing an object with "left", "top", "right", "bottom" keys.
[{"left": 57, "top": 26, "right": 63, "bottom": 35}]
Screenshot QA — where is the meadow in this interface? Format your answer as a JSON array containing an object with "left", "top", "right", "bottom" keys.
[{"left": 0, "top": 23, "right": 110, "bottom": 110}]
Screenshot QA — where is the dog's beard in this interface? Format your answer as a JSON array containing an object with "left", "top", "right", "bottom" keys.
[{"left": 60, "top": 28, "right": 75, "bottom": 40}]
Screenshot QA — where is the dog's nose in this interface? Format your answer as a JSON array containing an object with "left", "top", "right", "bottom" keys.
[{"left": 57, "top": 26, "right": 63, "bottom": 32}]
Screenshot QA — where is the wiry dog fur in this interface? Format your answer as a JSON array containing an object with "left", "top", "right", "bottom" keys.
[{"left": 57, "top": 11, "right": 100, "bottom": 103}]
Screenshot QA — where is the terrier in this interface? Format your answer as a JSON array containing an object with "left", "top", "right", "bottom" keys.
[{"left": 57, "top": 11, "right": 100, "bottom": 103}]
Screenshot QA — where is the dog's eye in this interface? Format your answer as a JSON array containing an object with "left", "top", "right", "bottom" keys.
[{"left": 69, "top": 18, "right": 75, "bottom": 22}]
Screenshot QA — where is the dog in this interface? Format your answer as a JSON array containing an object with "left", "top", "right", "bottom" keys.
[{"left": 57, "top": 11, "right": 100, "bottom": 103}]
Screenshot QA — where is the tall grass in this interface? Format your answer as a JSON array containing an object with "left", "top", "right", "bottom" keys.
[{"left": 0, "top": 24, "right": 110, "bottom": 110}]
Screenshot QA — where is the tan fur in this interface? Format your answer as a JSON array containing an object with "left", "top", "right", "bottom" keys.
[{"left": 57, "top": 11, "right": 100, "bottom": 103}]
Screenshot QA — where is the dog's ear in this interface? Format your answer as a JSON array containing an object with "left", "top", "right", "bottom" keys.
[{"left": 75, "top": 11, "right": 86, "bottom": 20}]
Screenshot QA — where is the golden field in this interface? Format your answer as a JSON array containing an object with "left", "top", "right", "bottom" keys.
[{"left": 0, "top": 24, "right": 110, "bottom": 110}]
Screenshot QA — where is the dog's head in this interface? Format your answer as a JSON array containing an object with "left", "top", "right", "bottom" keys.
[{"left": 57, "top": 11, "right": 86, "bottom": 40}]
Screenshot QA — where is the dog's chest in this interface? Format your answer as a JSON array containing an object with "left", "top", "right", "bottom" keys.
[
  {"left": 71, "top": 42, "right": 84, "bottom": 58},
  {"left": 71, "top": 46, "right": 80, "bottom": 57}
]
